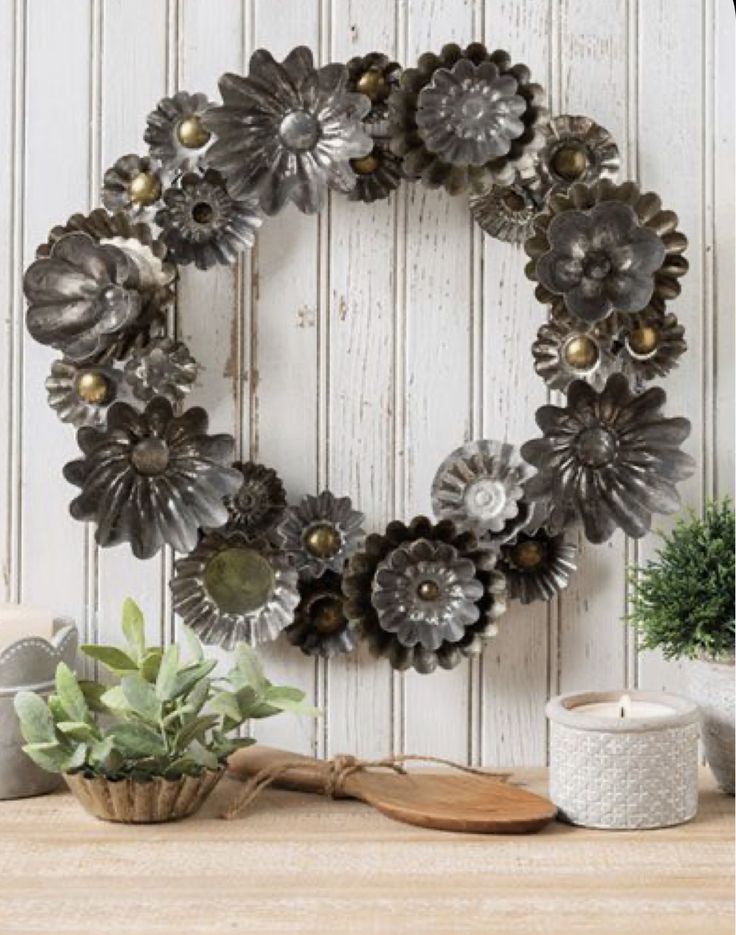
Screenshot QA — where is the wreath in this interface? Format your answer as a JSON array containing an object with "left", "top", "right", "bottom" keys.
[{"left": 23, "top": 43, "right": 693, "bottom": 675}]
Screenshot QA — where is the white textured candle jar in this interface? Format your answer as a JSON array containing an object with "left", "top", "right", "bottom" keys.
[{"left": 546, "top": 691, "right": 700, "bottom": 830}]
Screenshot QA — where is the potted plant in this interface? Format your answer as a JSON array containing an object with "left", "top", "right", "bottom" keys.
[
  {"left": 14, "top": 599, "right": 316, "bottom": 822},
  {"left": 628, "top": 499, "right": 735, "bottom": 793}
]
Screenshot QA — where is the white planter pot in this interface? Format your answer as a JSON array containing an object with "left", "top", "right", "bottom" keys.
[{"left": 685, "top": 657, "right": 735, "bottom": 794}]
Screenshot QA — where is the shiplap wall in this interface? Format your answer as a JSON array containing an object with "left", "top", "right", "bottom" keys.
[{"left": 1, "top": 0, "right": 733, "bottom": 765}]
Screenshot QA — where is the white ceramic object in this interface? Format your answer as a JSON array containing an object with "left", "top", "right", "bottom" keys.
[
  {"left": 685, "top": 657, "right": 735, "bottom": 794},
  {"left": 0, "top": 618, "right": 78, "bottom": 800},
  {"left": 546, "top": 690, "right": 700, "bottom": 829}
]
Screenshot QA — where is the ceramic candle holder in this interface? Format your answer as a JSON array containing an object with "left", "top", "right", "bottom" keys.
[
  {"left": 546, "top": 690, "right": 700, "bottom": 830},
  {"left": 0, "top": 617, "right": 78, "bottom": 800}
]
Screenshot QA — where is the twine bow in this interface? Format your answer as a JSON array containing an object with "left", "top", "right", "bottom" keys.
[{"left": 222, "top": 752, "right": 509, "bottom": 820}]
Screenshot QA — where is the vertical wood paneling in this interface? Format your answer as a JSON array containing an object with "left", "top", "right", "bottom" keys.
[
  {"left": 4, "top": 0, "right": 733, "bottom": 765},
  {"left": 555, "top": 0, "right": 630, "bottom": 695},
  {"left": 20, "top": 0, "right": 92, "bottom": 628},
  {"left": 480, "top": 0, "right": 551, "bottom": 768},
  {"left": 401, "top": 0, "right": 476, "bottom": 762},
  {"left": 636, "top": 0, "right": 705, "bottom": 695},
  {"left": 95, "top": 0, "right": 169, "bottom": 647},
  {"left": 326, "top": 1, "right": 396, "bottom": 758}
]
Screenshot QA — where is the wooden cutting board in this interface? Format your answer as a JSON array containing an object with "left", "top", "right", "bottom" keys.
[{"left": 227, "top": 745, "right": 557, "bottom": 833}]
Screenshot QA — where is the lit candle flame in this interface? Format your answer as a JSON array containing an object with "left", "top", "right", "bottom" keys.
[{"left": 619, "top": 693, "right": 632, "bottom": 718}]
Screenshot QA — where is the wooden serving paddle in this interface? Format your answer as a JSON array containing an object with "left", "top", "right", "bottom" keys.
[{"left": 227, "top": 745, "right": 556, "bottom": 834}]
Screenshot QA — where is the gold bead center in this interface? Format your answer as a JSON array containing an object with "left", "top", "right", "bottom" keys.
[
  {"left": 351, "top": 152, "right": 381, "bottom": 176},
  {"left": 311, "top": 596, "right": 346, "bottom": 636},
  {"left": 511, "top": 540, "right": 547, "bottom": 571},
  {"left": 304, "top": 523, "right": 342, "bottom": 559},
  {"left": 552, "top": 145, "right": 589, "bottom": 181},
  {"left": 628, "top": 325, "right": 659, "bottom": 356},
  {"left": 176, "top": 115, "right": 211, "bottom": 149},
  {"left": 563, "top": 334, "right": 599, "bottom": 371},
  {"left": 356, "top": 69, "right": 389, "bottom": 103},
  {"left": 128, "top": 171, "right": 161, "bottom": 206},
  {"left": 416, "top": 579, "right": 441, "bottom": 602},
  {"left": 75, "top": 370, "right": 110, "bottom": 405}
]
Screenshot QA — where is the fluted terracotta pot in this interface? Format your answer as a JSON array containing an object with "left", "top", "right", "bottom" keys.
[
  {"left": 64, "top": 768, "right": 224, "bottom": 823},
  {"left": 685, "top": 657, "right": 735, "bottom": 794}
]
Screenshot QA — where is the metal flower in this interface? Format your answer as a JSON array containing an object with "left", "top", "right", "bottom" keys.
[
  {"left": 343, "top": 516, "right": 507, "bottom": 674},
  {"left": 63, "top": 397, "right": 241, "bottom": 559},
  {"left": 469, "top": 183, "right": 544, "bottom": 243},
  {"left": 145, "top": 91, "right": 214, "bottom": 174},
  {"left": 124, "top": 338, "right": 199, "bottom": 403},
  {"left": 532, "top": 305, "right": 617, "bottom": 392},
  {"left": 204, "top": 46, "right": 372, "bottom": 215},
  {"left": 222, "top": 460, "right": 287, "bottom": 537},
  {"left": 389, "top": 43, "right": 547, "bottom": 195},
  {"left": 416, "top": 58, "right": 527, "bottom": 166},
  {"left": 620, "top": 311, "right": 686, "bottom": 384},
  {"left": 498, "top": 528, "right": 578, "bottom": 604},
  {"left": 537, "top": 115, "right": 620, "bottom": 195},
  {"left": 521, "top": 374, "right": 696, "bottom": 544},
  {"left": 372, "top": 539, "right": 484, "bottom": 651},
  {"left": 273, "top": 490, "right": 365, "bottom": 579},
  {"left": 32, "top": 209, "right": 176, "bottom": 360},
  {"left": 431, "top": 440, "right": 535, "bottom": 546},
  {"left": 155, "top": 169, "right": 262, "bottom": 269},
  {"left": 525, "top": 180, "right": 689, "bottom": 324},
  {"left": 101, "top": 154, "right": 165, "bottom": 221},
  {"left": 45, "top": 358, "right": 127, "bottom": 429},
  {"left": 24, "top": 233, "right": 146, "bottom": 363},
  {"left": 171, "top": 530, "right": 299, "bottom": 648},
  {"left": 346, "top": 52, "right": 402, "bottom": 140},
  {"left": 348, "top": 144, "right": 403, "bottom": 203},
  {"left": 285, "top": 570, "right": 356, "bottom": 658}
]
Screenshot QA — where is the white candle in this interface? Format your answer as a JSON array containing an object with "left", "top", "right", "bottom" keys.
[
  {"left": 573, "top": 693, "right": 673, "bottom": 720},
  {"left": 0, "top": 603, "right": 58, "bottom": 652}
]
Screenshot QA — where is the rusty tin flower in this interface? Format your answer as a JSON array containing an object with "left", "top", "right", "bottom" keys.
[
  {"left": 171, "top": 530, "right": 299, "bottom": 648},
  {"left": 286, "top": 570, "right": 356, "bottom": 658},
  {"left": 46, "top": 358, "right": 127, "bottom": 429},
  {"left": 101, "top": 154, "right": 165, "bottom": 222},
  {"left": 124, "top": 337, "right": 199, "bottom": 403},
  {"left": 145, "top": 91, "right": 214, "bottom": 174},
  {"left": 469, "top": 183, "right": 544, "bottom": 243},
  {"left": 620, "top": 311, "right": 686, "bottom": 385},
  {"left": 222, "top": 461, "right": 287, "bottom": 538},
  {"left": 346, "top": 52, "right": 402, "bottom": 140},
  {"left": 204, "top": 46, "right": 372, "bottom": 215},
  {"left": 520, "top": 374, "right": 695, "bottom": 544},
  {"left": 63, "top": 397, "right": 241, "bottom": 559},
  {"left": 273, "top": 490, "right": 365, "bottom": 579},
  {"left": 532, "top": 305, "right": 617, "bottom": 392},
  {"left": 348, "top": 144, "right": 404, "bottom": 203},
  {"left": 537, "top": 114, "right": 620, "bottom": 195},
  {"left": 498, "top": 528, "right": 578, "bottom": 604}
]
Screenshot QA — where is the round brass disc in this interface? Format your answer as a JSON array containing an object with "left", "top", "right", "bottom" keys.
[
  {"left": 176, "top": 115, "right": 211, "bottom": 149},
  {"left": 130, "top": 437, "right": 170, "bottom": 476},
  {"left": 128, "top": 171, "right": 161, "bottom": 205},
  {"left": 204, "top": 547, "right": 276, "bottom": 615},
  {"left": 311, "top": 595, "right": 346, "bottom": 635},
  {"left": 628, "top": 325, "right": 659, "bottom": 356},
  {"left": 511, "top": 540, "right": 547, "bottom": 570},
  {"left": 356, "top": 69, "right": 389, "bottom": 103},
  {"left": 551, "top": 144, "right": 588, "bottom": 181},
  {"left": 416, "top": 579, "right": 441, "bottom": 602},
  {"left": 304, "top": 523, "right": 342, "bottom": 559},
  {"left": 76, "top": 370, "right": 111, "bottom": 405},
  {"left": 351, "top": 151, "right": 381, "bottom": 176},
  {"left": 563, "top": 334, "right": 599, "bottom": 371}
]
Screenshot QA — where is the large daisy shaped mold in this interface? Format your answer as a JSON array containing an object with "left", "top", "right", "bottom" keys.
[
  {"left": 203, "top": 46, "right": 372, "bottom": 215},
  {"left": 520, "top": 373, "right": 695, "bottom": 544}
]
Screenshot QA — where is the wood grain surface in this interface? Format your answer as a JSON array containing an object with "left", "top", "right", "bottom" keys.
[
  {"left": 0, "top": 0, "right": 733, "bottom": 765},
  {"left": 0, "top": 769, "right": 732, "bottom": 935}
]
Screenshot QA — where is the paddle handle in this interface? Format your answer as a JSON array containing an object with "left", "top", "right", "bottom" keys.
[{"left": 227, "top": 745, "right": 363, "bottom": 799}]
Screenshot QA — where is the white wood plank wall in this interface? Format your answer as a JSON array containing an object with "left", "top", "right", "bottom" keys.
[{"left": 1, "top": 0, "right": 733, "bottom": 765}]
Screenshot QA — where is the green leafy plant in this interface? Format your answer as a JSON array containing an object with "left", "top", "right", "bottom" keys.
[
  {"left": 628, "top": 499, "right": 735, "bottom": 661},
  {"left": 14, "top": 598, "right": 317, "bottom": 780}
]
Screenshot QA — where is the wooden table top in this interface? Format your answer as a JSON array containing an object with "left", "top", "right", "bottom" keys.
[{"left": 0, "top": 768, "right": 732, "bottom": 935}]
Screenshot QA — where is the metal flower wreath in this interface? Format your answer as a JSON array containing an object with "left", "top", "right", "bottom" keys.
[{"left": 24, "top": 43, "right": 694, "bottom": 675}]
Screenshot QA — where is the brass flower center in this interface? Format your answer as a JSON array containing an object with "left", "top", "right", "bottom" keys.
[
  {"left": 130, "top": 437, "right": 170, "bottom": 475},
  {"left": 176, "top": 115, "right": 211, "bottom": 149},
  {"left": 128, "top": 171, "right": 161, "bottom": 206},
  {"left": 628, "top": 326, "right": 660, "bottom": 356},
  {"left": 510, "top": 539, "right": 547, "bottom": 570},
  {"left": 75, "top": 370, "right": 111, "bottom": 405},
  {"left": 563, "top": 334, "right": 599, "bottom": 371},
  {"left": 551, "top": 144, "right": 589, "bottom": 181},
  {"left": 203, "top": 547, "right": 276, "bottom": 614},
  {"left": 279, "top": 109, "right": 320, "bottom": 152},
  {"left": 502, "top": 189, "right": 527, "bottom": 212},
  {"left": 356, "top": 69, "right": 389, "bottom": 103},
  {"left": 191, "top": 201, "right": 215, "bottom": 224},
  {"left": 311, "top": 595, "right": 346, "bottom": 635},
  {"left": 416, "top": 579, "right": 441, "bottom": 602},
  {"left": 304, "top": 523, "right": 342, "bottom": 558},
  {"left": 351, "top": 151, "right": 381, "bottom": 176},
  {"left": 576, "top": 426, "right": 617, "bottom": 468}
]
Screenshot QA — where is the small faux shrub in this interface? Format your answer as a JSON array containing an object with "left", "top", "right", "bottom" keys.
[
  {"left": 628, "top": 499, "right": 735, "bottom": 661},
  {"left": 14, "top": 598, "right": 317, "bottom": 779}
]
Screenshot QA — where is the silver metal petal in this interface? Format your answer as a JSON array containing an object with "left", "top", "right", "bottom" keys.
[
  {"left": 46, "top": 358, "right": 130, "bottom": 428},
  {"left": 532, "top": 306, "right": 618, "bottom": 392},
  {"left": 285, "top": 570, "right": 357, "bottom": 658},
  {"left": 536, "top": 114, "right": 620, "bottom": 195},
  {"left": 101, "top": 153, "right": 166, "bottom": 223},
  {"left": 145, "top": 91, "right": 214, "bottom": 174},
  {"left": 124, "top": 337, "right": 199, "bottom": 403},
  {"left": 499, "top": 529, "right": 578, "bottom": 603}
]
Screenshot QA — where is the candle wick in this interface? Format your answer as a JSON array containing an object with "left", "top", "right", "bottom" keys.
[{"left": 619, "top": 706, "right": 625, "bottom": 718}]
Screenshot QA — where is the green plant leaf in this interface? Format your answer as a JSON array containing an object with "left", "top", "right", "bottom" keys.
[
  {"left": 81, "top": 644, "right": 138, "bottom": 673},
  {"left": 246, "top": 702, "right": 282, "bottom": 719},
  {"left": 78, "top": 680, "right": 107, "bottom": 713},
  {"left": 14, "top": 692, "right": 56, "bottom": 744},
  {"left": 47, "top": 695, "right": 69, "bottom": 723},
  {"left": 88, "top": 736, "right": 115, "bottom": 768},
  {"left": 21, "top": 741, "right": 70, "bottom": 773},
  {"left": 181, "top": 624, "right": 203, "bottom": 662},
  {"left": 211, "top": 736, "right": 255, "bottom": 759},
  {"left": 56, "top": 721, "right": 99, "bottom": 743},
  {"left": 121, "top": 598, "right": 146, "bottom": 662},
  {"left": 121, "top": 673, "right": 162, "bottom": 723},
  {"left": 233, "top": 643, "right": 268, "bottom": 693},
  {"left": 264, "top": 685, "right": 320, "bottom": 716},
  {"left": 180, "top": 677, "right": 210, "bottom": 717},
  {"left": 188, "top": 740, "right": 219, "bottom": 770},
  {"left": 54, "top": 663, "right": 89, "bottom": 723},
  {"left": 171, "top": 659, "right": 217, "bottom": 700},
  {"left": 155, "top": 644, "right": 180, "bottom": 701},
  {"left": 174, "top": 714, "right": 220, "bottom": 753},
  {"left": 139, "top": 648, "right": 163, "bottom": 683},
  {"left": 210, "top": 692, "right": 242, "bottom": 723},
  {"left": 99, "top": 685, "right": 130, "bottom": 714},
  {"left": 105, "top": 723, "right": 167, "bottom": 758}
]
